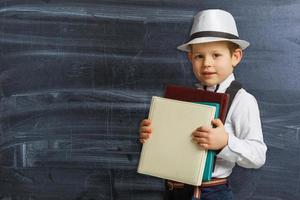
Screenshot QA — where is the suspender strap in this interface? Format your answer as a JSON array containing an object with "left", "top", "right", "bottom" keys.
[
  {"left": 224, "top": 80, "right": 242, "bottom": 120},
  {"left": 213, "top": 80, "right": 242, "bottom": 164}
]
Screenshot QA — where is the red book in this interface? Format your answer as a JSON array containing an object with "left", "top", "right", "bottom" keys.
[{"left": 164, "top": 85, "right": 229, "bottom": 123}]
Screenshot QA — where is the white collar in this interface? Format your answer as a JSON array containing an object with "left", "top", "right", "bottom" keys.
[{"left": 195, "top": 73, "right": 235, "bottom": 93}]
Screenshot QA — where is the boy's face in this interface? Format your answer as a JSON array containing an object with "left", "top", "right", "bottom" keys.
[{"left": 188, "top": 41, "right": 242, "bottom": 86}]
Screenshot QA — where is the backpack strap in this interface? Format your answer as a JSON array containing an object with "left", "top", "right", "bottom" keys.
[{"left": 224, "top": 80, "right": 242, "bottom": 120}]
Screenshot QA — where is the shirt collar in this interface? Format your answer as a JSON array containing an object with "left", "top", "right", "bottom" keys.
[{"left": 195, "top": 73, "right": 235, "bottom": 93}]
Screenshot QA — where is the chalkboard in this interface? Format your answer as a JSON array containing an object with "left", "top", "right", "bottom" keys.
[{"left": 1, "top": 0, "right": 300, "bottom": 199}]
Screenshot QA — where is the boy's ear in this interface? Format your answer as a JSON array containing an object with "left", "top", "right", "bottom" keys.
[
  {"left": 232, "top": 48, "right": 243, "bottom": 68},
  {"left": 188, "top": 52, "right": 193, "bottom": 62}
]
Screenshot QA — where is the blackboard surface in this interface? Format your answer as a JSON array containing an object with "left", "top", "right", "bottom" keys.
[{"left": 1, "top": 1, "right": 300, "bottom": 199}]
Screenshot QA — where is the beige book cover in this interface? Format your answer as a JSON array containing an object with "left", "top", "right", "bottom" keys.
[{"left": 137, "top": 96, "right": 216, "bottom": 186}]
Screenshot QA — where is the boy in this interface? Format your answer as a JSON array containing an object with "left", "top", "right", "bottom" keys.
[{"left": 139, "top": 9, "right": 267, "bottom": 200}]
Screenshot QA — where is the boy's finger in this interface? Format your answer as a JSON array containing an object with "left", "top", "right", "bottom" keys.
[
  {"left": 192, "top": 131, "right": 209, "bottom": 138},
  {"left": 212, "top": 119, "right": 223, "bottom": 127},
  {"left": 196, "top": 126, "right": 211, "bottom": 132},
  {"left": 140, "top": 132, "right": 150, "bottom": 139},
  {"left": 192, "top": 136, "right": 208, "bottom": 144},
  {"left": 198, "top": 143, "right": 209, "bottom": 150},
  {"left": 140, "top": 119, "right": 151, "bottom": 126},
  {"left": 139, "top": 139, "right": 146, "bottom": 144},
  {"left": 140, "top": 126, "right": 152, "bottom": 133}
]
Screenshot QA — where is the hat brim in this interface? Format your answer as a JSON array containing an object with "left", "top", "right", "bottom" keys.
[{"left": 177, "top": 37, "right": 250, "bottom": 52}]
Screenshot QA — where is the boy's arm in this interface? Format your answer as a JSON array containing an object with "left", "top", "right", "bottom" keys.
[{"left": 217, "top": 90, "right": 267, "bottom": 169}]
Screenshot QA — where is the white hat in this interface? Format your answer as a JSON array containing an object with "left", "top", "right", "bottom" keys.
[{"left": 177, "top": 9, "right": 250, "bottom": 52}]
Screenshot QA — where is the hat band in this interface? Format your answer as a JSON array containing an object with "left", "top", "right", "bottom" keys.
[{"left": 189, "top": 31, "right": 239, "bottom": 41}]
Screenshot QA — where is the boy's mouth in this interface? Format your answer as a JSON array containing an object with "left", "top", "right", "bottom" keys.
[{"left": 201, "top": 72, "right": 217, "bottom": 76}]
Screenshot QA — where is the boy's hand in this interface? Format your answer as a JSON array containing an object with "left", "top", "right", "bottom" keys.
[
  {"left": 139, "top": 119, "right": 152, "bottom": 144},
  {"left": 192, "top": 119, "right": 228, "bottom": 150}
]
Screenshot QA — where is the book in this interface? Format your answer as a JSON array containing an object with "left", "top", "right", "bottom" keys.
[
  {"left": 137, "top": 96, "right": 216, "bottom": 186},
  {"left": 164, "top": 85, "right": 229, "bottom": 123},
  {"left": 164, "top": 85, "right": 230, "bottom": 182}
]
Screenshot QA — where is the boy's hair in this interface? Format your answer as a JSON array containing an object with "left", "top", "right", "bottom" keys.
[
  {"left": 226, "top": 41, "right": 241, "bottom": 55},
  {"left": 190, "top": 41, "right": 241, "bottom": 56}
]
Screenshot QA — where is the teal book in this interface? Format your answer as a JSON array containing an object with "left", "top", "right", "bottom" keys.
[{"left": 195, "top": 102, "right": 220, "bottom": 182}]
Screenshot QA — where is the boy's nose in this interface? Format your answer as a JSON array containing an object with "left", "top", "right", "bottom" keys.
[{"left": 203, "top": 57, "right": 213, "bottom": 68}]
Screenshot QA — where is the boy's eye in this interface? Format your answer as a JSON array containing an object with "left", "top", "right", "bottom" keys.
[
  {"left": 194, "top": 54, "right": 203, "bottom": 59},
  {"left": 213, "top": 53, "right": 222, "bottom": 58}
]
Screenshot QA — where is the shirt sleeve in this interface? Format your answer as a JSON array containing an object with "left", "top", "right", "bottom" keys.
[{"left": 217, "top": 89, "right": 267, "bottom": 169}]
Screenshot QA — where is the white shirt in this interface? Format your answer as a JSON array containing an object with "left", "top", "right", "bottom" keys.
[{"left": 196, "top": 73, "right": 267, "bottom": 178}]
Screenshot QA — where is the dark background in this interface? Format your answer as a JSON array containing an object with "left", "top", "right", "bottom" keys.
[{"left": 0, "top": 0, "right": 299, "bottom": 199}]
